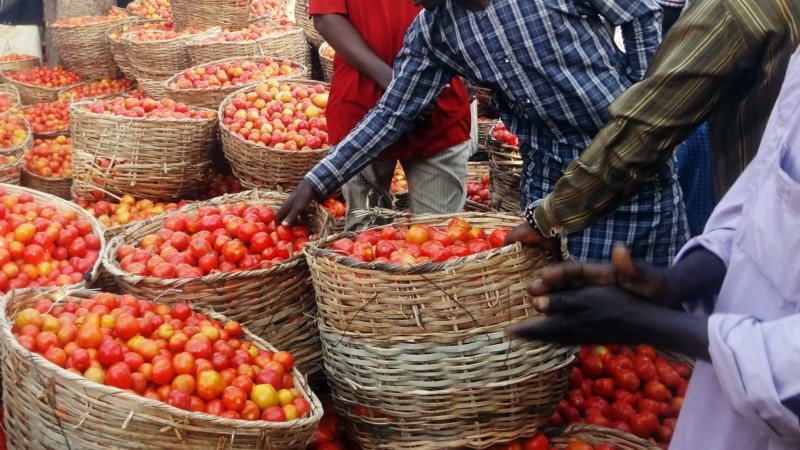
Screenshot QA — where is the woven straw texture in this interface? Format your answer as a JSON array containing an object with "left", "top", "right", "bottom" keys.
[
  {"left": 464, "top": 161, "right": 491, "bottom": 212},
  {"left": 0, "top": 72, "right": 82, "bottom": 106},
  {"left": 51, "top": 16, "right": 138, "bottom": 80},
  {"left": 69, "top": 101, "right": 217, "bottom": 202},
  {"left": 486, "top": 123, "right": 522, "bottom": 172},
  {"left": 106, "top": 19, "right": 171, "bottom": 80},
  {"left": 0, "top": 288, "right": 324, "bottom": 450},
  {"left": 219, "top": 80, "right": 330, "bottom": 192},
  {"left": 187, "top": 25, "right": 311, "bottom": 69},
  {"left": 49, "top": 0, "right": 114, "bottom": 21},
  {"left": 488, "top": 168, "right": 522, "bottom": 213},
  {"left": 318, "top": 42, "right": 333, "bottom": 83},
  {"left": 0, "top": 58, "right": 39, "bottom": 78},
  {"left": 20, "top": 169, "right": 73, "bottom": 200},
  {"left": 172, "top": 0, "right": 253, "bottom": 32},
  {"left": 102, "top": 190, "right": 332, "bottom": 376},
  {"left": 164, "top": 57, "right": 308, "bottom": 109},
  {"left": 476, "top": 117, "right": 498, "bottom": 153},
  {"left": 124, "top": 27, "right": 221, "bottom": 80},
  {"left": 0, "top": 158, "right": 23, "bottom": 185},
  {"left": 547, "top": 424, "right": 661, "bottom": 450},
  {"left": 294, "top": 0, "right": 323, "bottom": 48},
  {"left": 305, "top": 211, "right": 575, "bottom": 448},
  {"left": 0, "top": 84, "right": 21, "bottom": 114}
]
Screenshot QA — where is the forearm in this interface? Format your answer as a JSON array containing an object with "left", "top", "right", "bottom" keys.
[
  {"left": 312, "top": 14, "right": 393, "bottom": 89},
  {"left": 635, "top": 305, "right": 710, "bottom": 361},
  {"left": 665, "top": 247, "right": 726, "bottom": 306}
]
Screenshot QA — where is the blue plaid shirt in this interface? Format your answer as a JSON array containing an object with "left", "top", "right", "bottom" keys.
[{"left": 306, "top": 0, "right": 688, "bottom": 264}]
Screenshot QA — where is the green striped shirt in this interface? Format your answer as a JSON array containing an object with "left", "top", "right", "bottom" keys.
[{"left": 534, "top": 0, "right": 800, "bottom": 238}]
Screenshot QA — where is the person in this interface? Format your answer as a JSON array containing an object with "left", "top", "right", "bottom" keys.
[
  {"left": 278, "top": 0, "right": 688, "bottom": 266},
  {"left": 513, "top": 0, "right": 800, "bottom": 251},
  {"left": 309, "top": 0, "right": 473, "bottom": 231},
  {"left": 0, "top": 0, "right": 44, "bottom": 61},
  {"left": 507, "top": 42, "right": 800, "bottom": 448}
]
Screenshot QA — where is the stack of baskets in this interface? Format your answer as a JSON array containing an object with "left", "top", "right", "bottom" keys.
[
  {"left": 0, "top": 84, "right": 21, "bottom": 114},
  {"left": 102, "top": 190, "right": 332, "bottom": 377},
  {"left": 105, "top": 19, "right": 171, "bottom": 80},
  {"left": 68, "top": 99, "right": 217, "bottom": 202},
  {"left": 186, "top": 25, "right": 311, "bottom": 69},
  {"left": 0, "top": 288, "right": 324, "bottom": 449},
  {"left": 319, "top": 41, "right": 334, "bottom": 83},
  {"left": 305, "top": 212, "right": 575, "bottom": 449},
  {"left": 171, "top": 0, "right": 252, "bottom": 31},
  {"left": 486, "top": 122, "right": 522, "bottom": 213},
  {"left": 0, "top": 116, "right": 32, "bottom": 185}
]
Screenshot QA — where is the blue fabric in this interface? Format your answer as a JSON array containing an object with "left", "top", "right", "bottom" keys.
[{"left": 676, "top": 123, "right": 715, "bottom": 236}]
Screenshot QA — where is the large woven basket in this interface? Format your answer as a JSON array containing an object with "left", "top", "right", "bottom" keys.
[
  {"left": 0, "top": 288, "right": 324, "bottom": 450},
  {"left": 546, "top": 424, "right": 661, "bottom": 450},
  {"left": 172, "top": 0, "right": 253, "bottom": 31},
  {"left": 164, "top": 56, "right": 308, "bottom": 109},
  {"left": 69, "top": 101, "right": 217, "bottom": 202},
  {"left": 477, "top": 117, "right": 498, "bottom": 153},
  {"left": 187, "top": 25, "right": 311, "bottom": 68},
  {"left": 49, "top": 0, "right": 115, "bottom": 21},
  {"left": 305, "top": 211, "right": 575, "bottom": 449},
  {"left": 50, "top": 15, "right": 139, "bottom": 80},
  {"left": 294, "top": 0, "right": 323, "bottom": 48},
  {"left": 219, "top": 80, "right": 330, "bottom": 192},
  {"left": 318, "top": 42, "right": 334, "bottom": 83},
  {"left": 102, "top": 190, "right": 332, "bottom": 376},
  {"left": 106, "top": 19, "right": 171, "bottom": 80},
  {"left": 0, "top": 72, "right": 83, "bottom": 106},
  {"left": 124, "top": 27, "right": 222, "bottom": 80},
  {"left": 0, "top": 57, "right": 39, "bottom": 78},
  {"left": 0, "top": 84, "right": 21, "bottom": 114},
  {"left": 20, "top": 169, "right": 73, "bottom": 200}
]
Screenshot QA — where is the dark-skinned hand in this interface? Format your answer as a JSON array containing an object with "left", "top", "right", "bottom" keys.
[
  {"left": 503, "top": 221, "right": 562, "bottom": 262},
  {"left": 275, "top": 179, "right": 320, "bottom": 226}
]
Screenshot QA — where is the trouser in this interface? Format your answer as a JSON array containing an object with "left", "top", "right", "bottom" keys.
[
  {"left": 0, "top": 24, "right": 42, "bottom": 60},
  {"left": 342, "top": 140, "right": 472, "bottom": 231}
]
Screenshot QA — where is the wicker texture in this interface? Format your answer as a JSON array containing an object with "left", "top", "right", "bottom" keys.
[
  {"left": 219, "top": 81, "right": 329, "bottom": 192},
  {"left": 124, "top": 27, "right": 221, "bottom": 80},
  {"left": 106, "top": 19, "right": 171, "bottom": 80},
  {"left": 464, "top": 161, "right": 491, "bottom": 212},
  {"left": 51, "top": 16, "right": 137, "bottom": 80},
  {"left": 0, "top": 84, "right": 21, "bottom": 114},
  {"left": 488, "top": 168, "right": 522, "bottom": 213},
  {"left": 294, "top": 0, "right": 323, "bottom": 48},
  {"left": 0, "top": 117, "right": 30, "bottom": 185},
  {"left": 50, "top": 0, "right": 115, "bottom": 21},
  {"left": 164, "top": 57, "right": 308, "bottom": 109},
  {"left": 0, "top": 58, "right": 39, "bottom": 77},
  {"left": 20, "top": 169, "right": 73, "bottom": 200},
  {"left": 0, "top": 288, "right": 324, "bottom": 450},
  {"left": 187, "top": 25, "right": 311, "bottom": 68},
  {"left": 69, "top": 101, "right": 217, "bottom": 202},
  {"left": 102, "top": 190, "right": 332, "bottom": 376},
  {"left": 477, "top": 117, "right": 498, "bottom": 152},
  {"left": 318, "top": 42, "right": 333, "bottom": 83},
  {"left": 305, "top": 211, "right": 575, "bottom": 449},
  {"left": 0, "top": 72, "right": 82, "bottom": 106},
  {"left": 172, "top": 0, "right": 253, "bottom": 32},
  {"left": 546, "top": 424, "right": 661, "bottom": 450}
]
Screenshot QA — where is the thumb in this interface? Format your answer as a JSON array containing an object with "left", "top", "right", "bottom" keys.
[{"left": 611, "top": 243, "right": 638, "bottom": 279}]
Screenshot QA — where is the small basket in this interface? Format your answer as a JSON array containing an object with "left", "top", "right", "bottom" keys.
[
  {"left": 318, "top": 41, "right": 334, "bottom": 83},
  {"left": 464, "top": 161, "right": 491, "bottom": 212},
  {"left": 0, "top": 116, "right": 31, "bottom": 184},
  {"left": 546, "top": 424, "right": 661, "bottom": 450},
  {"left": 486, "top": 122, "right": 523, "bottom": 172},
  {"left": 50, "top": 15, "right": 138, "bottom": 80},
  {"left": 489, "top": 167, "right": 522, "bottom": 213},
  {"left": 0, "top": 72, "right": 83, "bottom": 106},
  {"left": 305, "top": 211, "right": 574, "bottom": 449},
  {"left": 164, "top": 56, "right": 308, "bottom": 109},
  {"left": 187, "top": 25, "right": 311, "bottom": 68},
  {"left": 102, "top": 189, "right": 332, "bottom": 376},
  {"left": 69, "top": 100, "right": 217, "bottom": 202},
  {"left": 219, "top": 80, "right": 330, "bottom": 192},
  {"left": 0, "top": 84, "right": 21, "bottom": 114},
  {"left": 20, "top": 169, "right": 73, "bottom": 200},
  {"left": 171, "top": 0, "right": 253, "bottom": 32},
  {"left": 106, "top": 19, "right": 171, "bottom": 80},
  {"left": 294, "top": 0, "right": 323, "bottom": 48},
  {"left": 0, "top": 288, "right": 324, "bottom": 450},
  {"left": 124, "top": 27, "right": 222, "bottom": 79},
  {"left": 0, "top": 57, "right": 39, "bottom": 77}
]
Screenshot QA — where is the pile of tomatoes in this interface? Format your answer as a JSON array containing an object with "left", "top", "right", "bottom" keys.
[{"left": 12, "top": 293, "right": 311, "bottom": 422}]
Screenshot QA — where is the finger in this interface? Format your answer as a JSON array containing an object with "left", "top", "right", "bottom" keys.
[
  {"left": 530, "top": 263, "right": 616, "bottom": 295},
  {"left": 275, "top": 198, "right": 295, "bottom": 226},
  {"left": 611, "top": 243, "right": 638, "bottom": 279},
  {"left": 506, "top": 316, "right": 576, "bottom": 343}
]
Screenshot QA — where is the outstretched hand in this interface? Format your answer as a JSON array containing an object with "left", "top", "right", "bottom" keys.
[
  {"left": 503, "top": 221, "right": 562, "bottom": 262},
  {"left": 275, "top": 180, "right": 320, "bottom": 226}
]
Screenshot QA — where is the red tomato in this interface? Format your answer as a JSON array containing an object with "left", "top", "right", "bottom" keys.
[
  {"left": 97, "top": 340, "right": 125, "bottom": 367},
  {"left": 222, "top": 385, "right": 248, "bottom": 412},
  {"left": 488, "top": 228, "right": 509, "bottom": 248},
  {"left": 196, "top": 369, "right": 226, "bottom": 401},
  {"left": 405, "top": 224, "right": 430, "bottom": 245},
  {"left": 593, "top": 377, "right": 616, "bottom": 399},
  {"left": 630, "top": 410, "right": 660, "bottom": 439},
  {"left": 522, "top": 433, "right": 550, "bottom": 450},
  {"left": 106, "top": 361, "right": 134, "bottom": 390},
  {"left": 614, "top": 369, "right": 640, "bottom": 393}
]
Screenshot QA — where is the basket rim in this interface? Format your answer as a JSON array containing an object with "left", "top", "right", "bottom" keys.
[
  {"left": 69, "top": 99, "right": 219, "bottom": 123},
  {"left": 50, "top": 13, "right": 133, "bottom": 29},
  {"left": 0, "top": 287, "right": 324, "bottom": 431},
  {"left": 105, "top": 18, "right": 173, "bottom": 43},
  {"left": 0, "top": 72, "right": 84, "bottom": 95},
  {"left": 164, "top": 56, "right": 308, "bottom": 95},
  {"left": 544, "top": 423, "right": 661, "bottom": 450},
  {"left": 318, "top": 41, "right": 333, "bottom": 62},
  {"left": 0, "top": 114, "right": 32, "bottom": 155},
  {"left": 186, "top": 24, "right": 303, "bottom": 48},
  {"left": 0, "top": 55, "right": 39, "bottom": 63},
  {"left": 121, "top": 26, "right": 221, "bottom": 45}
]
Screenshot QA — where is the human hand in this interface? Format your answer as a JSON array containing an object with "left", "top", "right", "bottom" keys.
[
  {"left": 275, "top": 180, "right": 320, "bottom": 226},
  {"left": 413, "top": 100, "right": 438, "bottom": 126},
  {"left": 503, "top": 221, "right": 562, "bottom": 262}
]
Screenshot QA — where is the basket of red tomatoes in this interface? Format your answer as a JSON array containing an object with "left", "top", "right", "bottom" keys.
[
  {"left": 304, "top": 211, "right": 574, "bottom": 449},
  {"left": 0, "top": 288, "right": 323, "bottom": 449}
]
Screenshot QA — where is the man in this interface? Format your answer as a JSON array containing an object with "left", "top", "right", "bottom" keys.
[
  {"left": 0, "top": 0, "right": 43, "bottom": 61},
  {"left": 508, "top": 42, "right": 800, "bottom": 448},
  {"left": 278, "top": 0, "right": 686, "bottom": 266},
  {"left": 310, "top": 0, "right": 473, "bottom": 231},
  {"left": 513, "top": 0, "right": 800, "bottom": 249}
]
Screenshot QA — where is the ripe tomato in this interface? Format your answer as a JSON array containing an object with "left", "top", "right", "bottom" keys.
[
  {"left": 97, "top": 340, "right": 124, "bottom": 366},
  {"left": 614, "top": 369, "right": 640, "bottom": 393},
  {"left": 222, "top": 385, "right": 247, "bottom": 412},
  {"left": 522, "top": 433, "right": 550, "bottom": 450},
  {"left": 167, "top": 389, "right": 192, "bottom": 411},
  {"left": 488, "top": 228, "right": 509, "bottom": 248},
  {"left": 250, "top": 383, "right": 279, "bottom": 409},
  {"left": 76, "top": 322, "right": 103, "bottom": 349},
  {"left": 261, "top": 405, "right": 287, "bottom": 422},
  {"left": 150, "top": 358, "right": 175, "bottom": 386},
  {"left": 630, "top": 410, "right": 660, "bottom": 438},
  {"left": 272, "top": 350, "right": 294, "bottom": 372},
  {"left": 196, "top": 369, "right": 226, "bottom": 401},
  {"left": 405, "top": 224, "right": 430, "bottom": 245},
  {"left": 565, "top": 441, "right": 593, "bottom": 450},
  {"left": 106, "top": 361, "right": 134, "bottom": 390}
]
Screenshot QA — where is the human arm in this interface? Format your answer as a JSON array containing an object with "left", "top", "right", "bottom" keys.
[{"left": 531, "top": 0, "right": 758, "bottom": 238}]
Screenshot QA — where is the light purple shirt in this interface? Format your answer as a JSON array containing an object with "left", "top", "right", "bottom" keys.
[{"left": 671, "top": 44, "right": 800, "bottom": 449}]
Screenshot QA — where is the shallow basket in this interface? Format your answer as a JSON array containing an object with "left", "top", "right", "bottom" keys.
[
  {"left": 106, "top": 19, "right": 171, "bottom": 80},
  {"left": 0, "top": 57, "right": 39, "bottom": 76},
  {"left": 69, "top": 101, "right": 217, "bottom": 202},
  {"left": 20, "top": 169, "right": 73, "bottom": 200},
  {"left": 305, "top": 211, "right": 575, "bottom": 448},
  {"left": 50, "top": 15, "right": 138, "bottom": 80},
  {"left": 171, "top": 0, "right": 253, "bottom": 32},
  {"left": 318, "top": 42, "right": 334, "bottom": 83},
  {"left": 186, "top": 25, "right": 311, "bottom": 68},
  {"left": 102, "top": 190, "right": 332, "bottom": 376},
  {"left": 124, "top": 27, "right": 221, "bottom": 80},
  {"left": 0, "top": 288, "right": 324, "bottom": 450},
  {"left": 0, "top": 72, "right": 83, "bottom": 106},
  {"left": 0, "top": 84, "right": 21, "bottom": 114},
  {"left": 164, "top": 56, "right": 308, "bottom": 109},
  {"left": 294, "top": 0, "right": 323, "bottom": 48},
  {"left": 546, "top": 424, "right": 661, "bottom": 450},
  {"left": 219, "top": 80, "right": 330, "bottom": 192}
]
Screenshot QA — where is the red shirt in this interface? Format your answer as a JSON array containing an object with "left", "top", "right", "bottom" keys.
[{"left": 308, "top": 0, "right": 471, "bottom": 160}]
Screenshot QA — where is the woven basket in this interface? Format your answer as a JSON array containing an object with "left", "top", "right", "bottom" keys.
[
  {"left": 294, "top": 0, "right": 323, "bottom": 48},
  {"left": 164, "top": 57, "right": 308, "bottom": 109},
  {"left": 219, "top": 81, "right": 330, "bottom": 192},
  {"left": 0, "top": 72, "right": 83, "bottom": 106},
  {"left": 0, "top": 116, "right": 31, "bottom": 184},
  {"left": 0, "top": 288, "right": 324, "bottom": 450},
  {"left": 69, "top": 101, "right": 217, "bottom": 202},
  {"left": 102, "top": 189, "right": 332, "bottom": 376},
  {"left": 464, "top": 161, "right": 491, "bottom": 212},
  {"left": 57, "top": 79, "right": 135, "bottom": 103},
  {"left": 106, "top": 19, "right": 171, "bottom": 80},
  {"left": 124, "top": 27, "right": 222, "bottom": 80},
  {"left": 20, "top": 169, "right": 73, "bottom": 200},
  {"left": 318, "top": 42, "right": 333, "bottom": 83},
  {"left": 486, "top": 123, "right": 523, "bottom": 172},
  {"left": 50, "top": 0, "right": 115, "bottom": 21},
  {"left": 546, "top": 424, "right": 661, "bottom": 450},
  {"left": 0, "top": 84, "right": 21, "bottom": 114},
  {"left": 477, "top": 117, "right": 498, "bottom": 152},
  {"left": 172, "top": 0, "right": 253, "bottom": 32},
  {"left": 51, "top": 15, "right": 139, "bottom": 80},
  {"left": 0, "top": 57, "right": 39, "bottom": 78},
  {"left": 488, "top": 167, "right": 522, "bottom": 213},
  {"left": 0, "top": 158, "right": 23, "bottom": 185},
  {"left": 187, "top": 25, "right": 311, "bottom": 68},
  {"left": 305, "top": 211, "right": 574, "bottom": 449}
]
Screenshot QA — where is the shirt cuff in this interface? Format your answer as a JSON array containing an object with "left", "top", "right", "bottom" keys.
[{"left": 531, "top": 196, "right": 562, "bottom": 238}]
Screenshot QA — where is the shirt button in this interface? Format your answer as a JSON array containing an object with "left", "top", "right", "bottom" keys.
[{"left": 504, "top": 58, "right": 510, "bottom": 63}]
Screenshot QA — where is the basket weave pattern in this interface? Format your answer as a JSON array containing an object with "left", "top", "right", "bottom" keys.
[
  {"left": 547, "top": 424, "right": 661, "bottom": 450},
  {"left": 51, "top": 16, "right": 138, "bottom": 80},
  {"left": 0, "top": 73, "right": 82, "bottom": 106},
  {"left": 305, "top": 212, "right": 575, "bottom": 449},
  {"left": 187, "top": 25, "right": 311, "bottom": 68},
  {"left": 0, "top": 58, "right": 39, "bottom": 76},
  {"left": 172, "top": 0, "right": 252, "bottom": 32},
  {"left": 20, "top": 169, "right": 73, "bottom": 200},
  {"left": 105, "top": 19, "right": 171, "bottom": 80},
  {"left": 294, "top": 0, "right": 323, "bottom": 48},
  {"left": 0, "top": 288, "right": 324, "bottom": 450}
]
